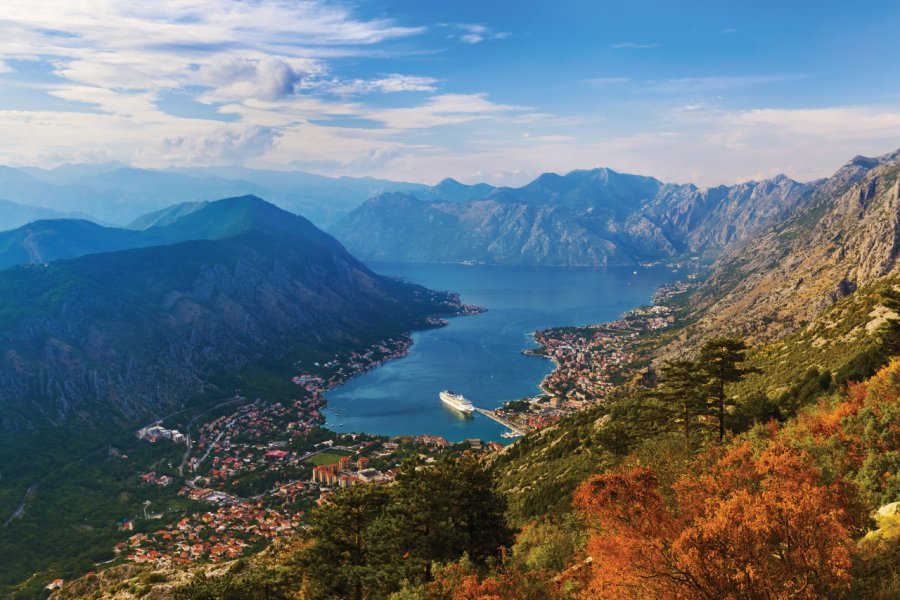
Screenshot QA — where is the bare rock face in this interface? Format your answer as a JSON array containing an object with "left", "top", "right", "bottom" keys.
[
  {"left": 671, "top": 150, "right": 900, "bottom": 351},
  {"left": 331, "top": 168, "right": 810, "bottom": 266}
]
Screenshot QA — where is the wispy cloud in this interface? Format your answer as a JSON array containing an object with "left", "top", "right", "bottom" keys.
[
  {"left": 325, "top": 74, "right": 440, "bottom": 95},
  {"left": 720, "top": 28, "right": 738, "bottom": 34},
  {"left": 449, "top": 23, "right": 510, "bottom": 44},
  {"left": 611, "top": 42, "right": 659, "bottom": 49},
  {"left": 368, "top": 93, "right": 525, "bottom": 129}
]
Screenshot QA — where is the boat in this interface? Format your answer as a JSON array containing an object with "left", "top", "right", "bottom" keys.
[
  {"left": 440, "top": 390, "right": 475, "bottom": 415},
  {"left": 501, "top": 430, "right": 522, "bottom": 439}
]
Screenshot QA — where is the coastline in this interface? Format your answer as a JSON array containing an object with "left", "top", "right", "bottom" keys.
[
  {"left": 519, "top": 280, "right": 690, "bottom": 416},
  {"left": 304, "top": 298, "right": 487, "bottom": 426}
]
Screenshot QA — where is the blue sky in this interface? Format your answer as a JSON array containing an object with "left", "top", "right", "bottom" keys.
[{"left": 0, "top": 1, "right": 898, "bottom": 185}]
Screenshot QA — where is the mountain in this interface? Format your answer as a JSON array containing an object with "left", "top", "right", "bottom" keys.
[
  {"left": 0, "top": 196, "right": 460, "bottom": 432},
  {"left": 0, "top": 164, "right": 431, "bottom": 227},
  {"left": 0, "top": 195, "right": 344, "bottom": 270},
  {"left": 414, "top": 178, "right": 495, "bottom": 202},
  {"left": 330, "top": 192, "right": 630, "bottom": 265},
  {"left": 331, "top": 168, "right": 809, "bottom": 266},
  {"left": 669, "top": 149, "right": 900, "bottom": 347},
  {"left": 0, "top": 219, "right": 146, "bottom": 270},
  {"left": 0, "top": 198, "right": 91, "bottom": 232}
]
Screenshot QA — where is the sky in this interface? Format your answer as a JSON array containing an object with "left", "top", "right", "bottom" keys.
[{"left": 0, "top": 0, "right": 899, "bottom": 186}]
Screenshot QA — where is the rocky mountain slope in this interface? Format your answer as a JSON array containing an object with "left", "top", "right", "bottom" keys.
[
  {"left": 0, "top": 196, "right": 458, "bottom": 432},
  {"left": 331, "top": 167, "right": 809, "bottom": 266},
  {"left": 670, "top": 150, "right": 900, "bottom": 348}
]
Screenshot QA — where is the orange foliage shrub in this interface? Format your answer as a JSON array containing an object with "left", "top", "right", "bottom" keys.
[{"left": 575, "top": 441, "right": 867, "bottom": 599}]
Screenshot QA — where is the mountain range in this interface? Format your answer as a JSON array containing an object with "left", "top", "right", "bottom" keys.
[
  {"left": 330, "top": 167, "right": 810, "bottom": 266},
  {"left": 0, "top": 163, "right": 432, "bottom": 228}
]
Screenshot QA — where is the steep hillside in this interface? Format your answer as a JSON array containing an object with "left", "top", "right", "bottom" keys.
[
  {"left": 332, "top": 167, "right": 808, "bottom": 266},
  {"left": 494, "top": 272, "right": 900, "bottom": 527},
  {"left": 671, "top": 150, "right": 900, "bottom": 348},
  {"left": 329, "top": 193, "right": 629, "bottom": 266},
  {"left": 0, "top": 197, "right": 460, "bottom": 432}
]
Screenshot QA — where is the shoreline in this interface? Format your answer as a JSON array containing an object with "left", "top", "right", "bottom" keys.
[{"left": 517, "top": 281, "right": 692, "bottom": 419}]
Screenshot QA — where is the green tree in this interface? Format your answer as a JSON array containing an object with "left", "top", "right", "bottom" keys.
[
  {"left": 616, "top": 360, "right": 709, "bottom": 444},
  {"left": 698, "top": 337, "right": 757, "bottom": 441},
  {"left": 299, "top": 484, "right": 392, "bottom": 600},
  {"left": 384, "top": 454, "right": 513, "bottom": 587},
  {"left": 655, "top": 359, "right": 710, "bottom": 443}
]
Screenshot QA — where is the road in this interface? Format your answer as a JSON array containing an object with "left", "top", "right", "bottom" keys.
[
  {"left": 176, "top": 397, "right": 246, "bottom": 476},
  {"left": 473, "top": 407, "right": 526, "bottom": 435}
]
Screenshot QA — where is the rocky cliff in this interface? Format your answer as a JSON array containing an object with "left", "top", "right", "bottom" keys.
[
  {"left": 331, "top": 168, "right": 809, "bottom": 266},
  {"left": 669, "top": 150, "right": 900, "bottom": 349}
]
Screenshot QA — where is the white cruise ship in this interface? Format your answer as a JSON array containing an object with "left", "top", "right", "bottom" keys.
[{"left": 439, "top": 390, "right": 475, "bottom": 415}]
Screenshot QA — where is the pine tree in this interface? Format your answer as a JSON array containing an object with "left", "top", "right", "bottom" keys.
[
  {"left": 611, "top": 360, "right": 709, "bottom": 445},
  {"left": 698, "top": 337, "right": 756, "bottom": 441},
  {"left": 385, "top": 454, "right": 512, "bottom": 587},
  {"left": 655, "top": 359, "right": 710, "bottom": 443},
  {"left": 300, "top": 484, "right": 392, "bottom": 600}
]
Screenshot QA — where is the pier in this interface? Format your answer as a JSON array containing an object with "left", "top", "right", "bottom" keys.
[{"left": 473, "top": 407, "right": 526, "bottom": 436}]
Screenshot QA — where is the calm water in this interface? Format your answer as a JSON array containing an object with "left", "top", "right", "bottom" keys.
[{"left": 324, "top": 263, "right": 683, "bottom": 443}]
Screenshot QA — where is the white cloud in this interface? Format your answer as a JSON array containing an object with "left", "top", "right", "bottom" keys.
[
  {"left": 162, "top": 125, "right": 281, "bottom": 163},
  {"left": 368, "top": 93, "right": 525, "bottom": 129},
  {"left": 325, "top": 74, "right": 440, "bottom": 95},
  {"left": 197, "top": 55, "right": 325, "bottom": 102}
]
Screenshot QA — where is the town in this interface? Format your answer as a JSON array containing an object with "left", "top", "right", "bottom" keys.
[
  {"left": 105, "top": 285, "right": 688, "bottom": 570},
  {"left": 487, "top": 293, "right": 688, "bottom": 433}
]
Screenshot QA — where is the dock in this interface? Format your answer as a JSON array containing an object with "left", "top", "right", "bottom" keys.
[{"left": 473, "top": 407, "right": 526, "bottom": 436}]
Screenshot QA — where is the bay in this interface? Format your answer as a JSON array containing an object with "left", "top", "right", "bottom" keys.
[{"left": 324, "top": 263, "right": 684, "bottom": 443}]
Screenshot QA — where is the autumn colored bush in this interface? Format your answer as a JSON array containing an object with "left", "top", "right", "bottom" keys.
[{"left": 575, "top": 441, "right": 867, "bottom": 599}]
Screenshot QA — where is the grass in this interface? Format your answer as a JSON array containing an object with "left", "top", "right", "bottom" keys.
[{"left": 306, "top": 451, "right": 353, "bottom": 466}]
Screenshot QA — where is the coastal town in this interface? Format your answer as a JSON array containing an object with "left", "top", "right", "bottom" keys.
[
  {"left": 485, "top": 282, "right": 697, "bottom": 434},
  {"left": 99, "top": 279, "right": 693, "bottom": 571}
]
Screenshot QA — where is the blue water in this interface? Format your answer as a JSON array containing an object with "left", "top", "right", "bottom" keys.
[{"left": 324, "top": 263, "right": 683, "bottom": 443}]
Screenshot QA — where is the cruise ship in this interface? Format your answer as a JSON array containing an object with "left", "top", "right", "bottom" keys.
[{"left": 439, "top": 390, "right": 475, "bottom": 415}]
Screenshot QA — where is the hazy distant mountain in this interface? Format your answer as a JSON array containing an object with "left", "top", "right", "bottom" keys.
[
  {"left": 0, "top": 164, "right": 432, "bottom": 227},
  {"left": 0, "top": 198, "right": 91, "bottom": 232},
  {"left": 0, "top": 194, "right": 371, "bottom": 270},
  {"left": 0, "top": 196, "right": 459, "bottom": 431},
  {"left": 413, "top": 178, "right": 495, "bottom": 203},
  {"left": 332, "top": 168, "right": 809, "bottom": 266}
]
